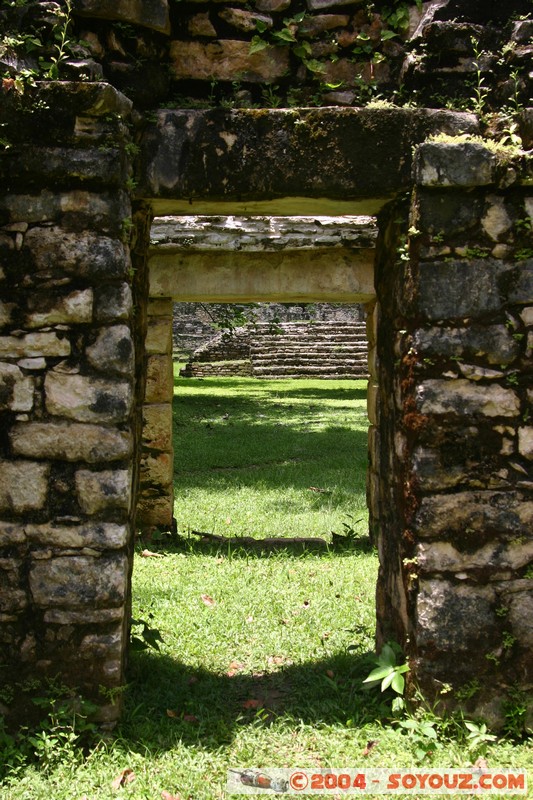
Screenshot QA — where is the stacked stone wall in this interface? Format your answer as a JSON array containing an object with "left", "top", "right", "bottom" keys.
[
  {"left": 0, "top": 83, "right": 139, "bottom": 725},
  {"left": 369, "top": 141, "right": 533, "bottom": 726}
]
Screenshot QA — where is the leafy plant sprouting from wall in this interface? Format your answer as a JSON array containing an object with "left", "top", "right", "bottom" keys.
[
  {"left": 251, "top": 11, "right": 327, "bottom": 77},
  {"left": 0, "top": 0, "right": 76, "bottom": 93}
]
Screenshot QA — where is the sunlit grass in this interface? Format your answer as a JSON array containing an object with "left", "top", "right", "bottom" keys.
[
  {"left": 2, "top": 373, "right": 531, "bottom": 799},
  {"left": 172, "top": 373, "right": 369, "bottom": 540}
]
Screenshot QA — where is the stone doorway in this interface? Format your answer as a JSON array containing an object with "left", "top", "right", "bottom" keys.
[{"left": 138, "top": 214, "right": 378, "bottom": 538}]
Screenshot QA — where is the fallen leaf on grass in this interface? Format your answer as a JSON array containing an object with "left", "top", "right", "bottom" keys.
[
  {"left": 362, "top": 740, "right": 378, "bottom": 757},
  {"left": 246, "top": 615, "right": 254, "bottom": 623},
  {"left": 474, "top": 756, "right": 489, "bottom": 770},
  {"left": 200, "top": 594, "right": 215, "bottom": 606},
  {"left": 267, "top": 655, "right": 285, "bottom": 666},
  {"left": 308, "top": 486, "right": 330, "bottom": 493},
  {"left": 326, "top": 669, "right": 335, "bottom": 679},
  {"left": 227, "top": 660, "right": 245, "bottom": 677},
  {"left": 141, "top": 549, "right": 164, "bottom": 558},
  {"left": 241, "top": 698, "right": 263, "bottom": 709},
  {"left": 162, "top": 791, "right": 182, "bottom": 800},
  {"left": 112, "top": 767, "right": 135, "bottom": 789},
  {"left": 188, "top": 675, "right": 198, "bottom": 685},
  {"left": 167, "top": 709, "right": 199, "bottom": 723}
]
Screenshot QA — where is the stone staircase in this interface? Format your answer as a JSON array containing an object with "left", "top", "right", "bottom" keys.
[
  {"left": 179, "top": 320, "right": 368, "bottom": 379},
  {"left": 250, "top": 321, "right": 368, "bottom": 379}
]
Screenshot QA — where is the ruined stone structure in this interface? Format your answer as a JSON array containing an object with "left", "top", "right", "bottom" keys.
[
  {"left": 0, "top": 0, "right": 532, "bottom": 729},
  {"left": 179, "top": 320, "right": 369, "bottom": 378}
]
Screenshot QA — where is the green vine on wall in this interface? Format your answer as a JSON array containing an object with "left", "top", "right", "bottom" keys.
[{"left": 1, "top": 0, "right": 77, "bottom": 95}]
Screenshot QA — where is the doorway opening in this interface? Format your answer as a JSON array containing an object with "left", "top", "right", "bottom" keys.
[{"left": 129, "top": 214, "right": 382, "bottom": 776}]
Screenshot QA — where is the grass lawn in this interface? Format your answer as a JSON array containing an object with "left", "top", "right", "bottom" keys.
[{"left": 1, "top": 372, "right": 531, "bottom": 799}]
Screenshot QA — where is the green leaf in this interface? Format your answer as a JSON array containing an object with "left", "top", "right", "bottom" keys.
[
  {"left": 255, "top": 20, "right": 268, "bottom": 33},
  {"left": 420, "top": 725, "right": 438, "bottom": 740},
  {"left": 249, "top": 36, "right": 269, "bottom": 54},
  {"left": 363, "top": 665, "right": 394, "bottom": 683},
  {"left": 380, "top": 29, "right": 397, "bottom": 40},
  {"left": 303, "top": 58, "right": 326, "bottom": 74},
  {"left": 273, "top": 28, "right": 296, "bottom": 43},
  {"left": 381, "top": 670, "right": 397, "bottom": 691},
  {"left": 377, "top": 643, "right": 396, "bottom": 667},
  {"left": 293, "top": 41, "right": 312, "bottom": 58},
  {"left": 391, "top": 671, "right": 405, "bottom": 694}
]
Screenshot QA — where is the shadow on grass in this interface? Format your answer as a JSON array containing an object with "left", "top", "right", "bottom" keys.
[
  {"left": 148, "top": 536, "right": 375, "bottom": 559},
  {"left": 120, "top": 648, "right": 384, "bottom": 752},
  {"left": 172, "top": 394, "right": 368, "bottom": 492}
]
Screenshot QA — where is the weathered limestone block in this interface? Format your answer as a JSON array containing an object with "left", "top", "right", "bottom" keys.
[
  {"left": 414, "top": 141, "right": 497, "bottom": 187},
  {"left": 411, "top": 445, "right": 505, "bottom": 491},
  {"left": 500, "top": 581, "right": 533, "bottom": 650},
  {"left": 139, "top": 108, "right": 478, "bottom": 204},
  {"left": 0, "top": 300, "right": 15, "bottom": 327},
  {"left": 507, "top": 259, "right": 533, "bottom": 304},
  {"left": 24, "top": 227, "right": 129, "bottom": 281},
  {"left": 79, "top": 627, "right": 123, "bottom": 659},
  {"left": 86, "top": 325, "right": 134, "bottom": 375},
  {"left": 140, "top": 452, "right": 173, "bottom": 487},
  {"left": 142, "top": 404, "right": 173, "bottom": 451},
  {"left": 416, "top": 539, "right": 533, "bottom": 574},
  {"left": 256, "top": 0, "right": 290, "bottom": 10},
  {"left": 367, "top": 381, "right": 379, "bottom": 426},
  {"left": 0, "top": 191, "right": 126, "bottom": 227},
  {"left": 169, "top": 40, "right": 290, "bottom": 82},
  {"left": 94, "top": 283, "right": 133, "bottom": 322},
  {"left": 416, "top": 190, "right": 483, "bottom": 236},
  {"left": 306, "top": 0, "right": 364, "bottom": 9},
  {"left": 417, "top": 579, "right": 497, "bottom": 653},
  {"left": 417, "top": 259, "right": 518, "bottom": 320},
  {"left": 145, "top": 316, "right": 172, "bottom": 355},
  {"left": 188, "top": 13, "right": 217, "bottom": 37},
  {"left": 481, "top": 195, "right": 512, "bottom": 241},
  {"left": 0, "top": 560, "right": 27, "bottom": 613},
  {"left": 10, "top": 422, "right": 132, "bottom": 463},
  {"left": 413, "top": 324, "right": 519, "bottom": 365},
  {"left": 25, "top": 522, "right": 129, "bottom": 549},
  {"left": 518, "top": 427, "right": 533, "bottom": 459},
  {"left": 136, "top": 493, "right": 173, "bottom": 528},
  {"left": 147, "top": 298, "right": 173, "bottom": 315},
  {"left": 0, "top": 522, "right": 25, "bottom": 546},
  {"left": 416, "top": 379, "right": 520, "bottom": 417},
  {"left": 45, "top": 372, "right": 132, "bottom": 423},
  {"left": 145, "top": 354, "right": 174, "bottom": 403},
  {"left": 72, "top": 0, "right": 171, "bottom": 34},
  {"left": 75, "top": 469, "right": 132, "bottom": 515},
  {"left": 299, "top": 14, "right": 350, "bottom": 37},
  {"left": 29, "top": 554, "right": 128, "bottom": 608},
  {"left": 25, "top": 288, "right": 93, "bottom": 328},
  {"left": 0, "top": 460, "right": 49, "bottom": 513},
  {"left": 44, "top": 607, "right": 124, "bottom": 624},
  {"left": 0, "top": 363, "right": 34, "bottom": 411},
  {"left": 413, "top": 491, "right": 533, "bottom": 540},
  {"left": 218, "top": 8, "right": 273, "bottom": 32},
  {"left": 1, "top": 148, "right": 128, "bottom": 191},
  {"left": 0, "top": 332, "right": 70, "bottom": 358}
]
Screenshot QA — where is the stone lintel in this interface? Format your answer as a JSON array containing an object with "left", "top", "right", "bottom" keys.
[
  {"left": 149, "top": 247, "right": 375, "bottom": 302},
  {"left": 149, "top": 215, "right": 377, "bottom": 252},
  {"left": 138, "top": 107, "right": 479, "bottom": 205}
]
